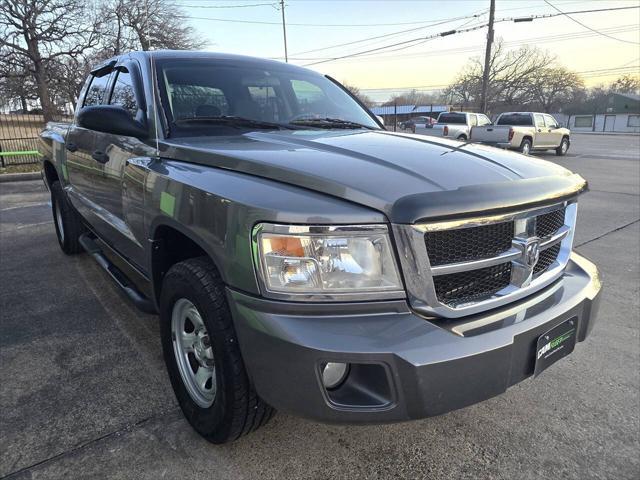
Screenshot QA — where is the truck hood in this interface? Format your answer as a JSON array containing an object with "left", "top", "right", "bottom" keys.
[{"left": 161, "top": 130, "right": 586, "bottom": 223}]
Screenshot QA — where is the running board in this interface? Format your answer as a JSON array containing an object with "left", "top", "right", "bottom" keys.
[{"left": 79, "top": 233, "right": 158, "bottom": 314}]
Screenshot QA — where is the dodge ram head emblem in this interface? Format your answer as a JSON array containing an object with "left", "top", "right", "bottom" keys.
[{"left": 524, "top": 239, "right": 540, "bottom": 268}]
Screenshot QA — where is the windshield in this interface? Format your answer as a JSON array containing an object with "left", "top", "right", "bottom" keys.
[
  {"left": 437, "top": 113, "right": 466, "bottom": 124},
  {"left": 497, "top": 114, "right": 533, "bottom": 126},
  {"left": 155, "top": 58, "right": 379, "bottom": 136}
]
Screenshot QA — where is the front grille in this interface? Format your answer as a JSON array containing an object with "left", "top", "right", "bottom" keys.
[
  {"left": 425, "top": 221, "right": 514, "bottom": 266},
  {"left": 534, "top": 244, "right": 561, "bottom": 276},
  {"left": 536, "top": 208, "right": 565, "bottom": 238},
  {"left": 408, "top": 202, "right": 576, "bottom": 315},
  {"left": 433, "top": 263, "right": 512, "bottom": 307}
]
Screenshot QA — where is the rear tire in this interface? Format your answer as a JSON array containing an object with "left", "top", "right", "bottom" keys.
[
  {"left": 159, "top": 257, "right": 274, "bottom": 444},
  {"left": 519, "top": 138, "right": 532, "bottom": 155},
  {"left": 457, "top": 134, "right": 467, "bottom": 141},
  {"left": 50, "top": 181, "right": 85, "bottom": 255},
  {"left": 556, "top": 137, "right": 569, "bottom": 156}
]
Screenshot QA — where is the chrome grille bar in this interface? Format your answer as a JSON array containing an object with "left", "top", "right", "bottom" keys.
[{"left": 392, "top": 201, "right": 577, "bottom": 318}]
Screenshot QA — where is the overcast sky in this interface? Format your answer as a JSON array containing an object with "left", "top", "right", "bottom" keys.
[{"left": 178, "top": 0, "right": 640, "bottom": 101}]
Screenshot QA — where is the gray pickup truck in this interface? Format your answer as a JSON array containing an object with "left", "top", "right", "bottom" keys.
[{"left": 39, "top": 51, "right": 601, "bottom": 444}]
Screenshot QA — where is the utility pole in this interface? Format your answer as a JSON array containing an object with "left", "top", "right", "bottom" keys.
[
  {"left": 280, "top": 0, "right": 288, "bottom": 62},
  {"left": 480, "top": 0, "right": 495, "bottom": 113}
]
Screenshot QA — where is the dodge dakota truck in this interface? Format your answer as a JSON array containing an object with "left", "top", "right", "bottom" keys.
[
  {"left": 39, "top": 51, "right": 601, "bottom": 444},
  {"left": 471, "top": 112, "right": 571, "bottom": 155},
  {"left": 420, "top": 111, "right": 491, "bottom": 140}
]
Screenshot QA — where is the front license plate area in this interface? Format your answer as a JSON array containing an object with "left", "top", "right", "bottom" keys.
[{"left": 534, "top": 317, "right": 577, "bottom": 377}]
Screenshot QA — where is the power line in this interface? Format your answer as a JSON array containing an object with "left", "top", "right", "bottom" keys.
[
  {"left": 176, "top": 2, "right": 276, "bottom": 8},
  {"left": 178, "top": 4, "right": 639, "bottom": 27},
  {"left": 300, "top": 5, "right": 640, "bottom": 66},
  {"left": 320, "top": 24, "right": 640, "bottom": 63},
  {"left": 286, "top": 12, "right": 486, "bottom": 56},
  {"left": 178, "top": 14, "right": 482, "bottom": 27},
  {"left": 303, "top": 22, "right": 492, "bottom": 66},
  {"left": 358, "top": 65, "right": 639, "bottom": 94},
  {"left": 543, "top": 0, "right": 640, "bottom": 45}
]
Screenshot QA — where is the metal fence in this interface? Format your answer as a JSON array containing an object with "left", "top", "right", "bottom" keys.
[{"left": 0, "top": 112, "right": 71, "bottom": 167}]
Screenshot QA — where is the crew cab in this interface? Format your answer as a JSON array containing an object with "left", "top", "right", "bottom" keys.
[
  {"left": 420, "top": 111, "right": 491, "bottom": 140},
  {"left": 471, "top": 112, "right": 571, "bottom": 156},
  {"left": 39, "top": 51, "right": 600, "bottom": 444}
]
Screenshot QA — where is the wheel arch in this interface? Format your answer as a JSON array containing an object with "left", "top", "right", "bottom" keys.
[
  {"left": 149, "top": 218, "right": 226, "bottom": 307},
  {"left": 42, "top": 159, "right": 60, "bottom": 188}
]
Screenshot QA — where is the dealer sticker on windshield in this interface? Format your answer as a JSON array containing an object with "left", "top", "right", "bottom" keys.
[{"left": 534, "top": 318, "right": 577, "bottom": 377}]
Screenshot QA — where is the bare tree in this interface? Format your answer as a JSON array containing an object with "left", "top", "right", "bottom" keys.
[
  {"left": 99, "top": 0, "right": 207, "bottom": 54},
  {"left": 383, "top": 89, "right": 444, "bottom": 107},
  {"left": 444, "top": 40, "right": 556, "bottom": 113},
  {"left": 342, "top": 82, "right": 375, "bottom": 108},
  {"left": 0, "top": 51, "right": 38, "bottom": 111},
  {"left": 0, "top": 0, "right": 100, "bottom": 120},
  {"left": 610, "top": 74, "right": 640, "bottom": 94},
  {"left": 529, "top": 67, "right": 584, "bottom": 113}
]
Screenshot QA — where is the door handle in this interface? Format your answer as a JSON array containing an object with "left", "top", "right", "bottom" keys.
[
  {"left": 66, "top": 142, "right": 77, "bottom": 152},
  {"left": 537, "top": 129, "right": 542, "bottom": 132},
  {"left": 91, "top": 151, "right": 109, "bottom": 164}
]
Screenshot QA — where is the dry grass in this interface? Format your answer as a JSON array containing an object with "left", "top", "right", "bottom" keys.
[{"left": 0, "top": 163, "right": 41, "bottom": 174}]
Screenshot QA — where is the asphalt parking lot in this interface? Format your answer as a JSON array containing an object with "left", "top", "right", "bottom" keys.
[{"left": 1, "top": 133, "right": 638, "bottom": 479}]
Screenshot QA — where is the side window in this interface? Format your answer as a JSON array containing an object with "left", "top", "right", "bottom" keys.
[
  {"left": 83, "top": 72, "right": 113, "bottom": 107},
  {"left": 544, "top": 115, "right": 558, "bottom": 128},
  {"left": 110, "top": 69, "right": 138, "bottom": 116},
  {"left": 478, "top": 114, "right": 491, "bottom": 126},
  {"left": 469, "top": 114, "right": 478, "bottom": 127},
  {"left": 534, "top": 114, "right": 545, "bottom": 128}
]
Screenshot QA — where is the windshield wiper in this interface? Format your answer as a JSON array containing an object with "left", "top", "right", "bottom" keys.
[
  {"left": 288, "top": 117, "right": 376, "bottom": 130},
  {"left": 175, "top": 115, "right": 297, "bottom": 130}
]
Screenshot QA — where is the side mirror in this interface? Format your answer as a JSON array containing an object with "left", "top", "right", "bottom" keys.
[{"left": 78, "top": 105, "right": 148, "bottom": 138}]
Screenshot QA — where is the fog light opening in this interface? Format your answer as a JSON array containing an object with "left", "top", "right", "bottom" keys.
[{"left": 322, "top": 362, "right": 349, "bottom": 390}]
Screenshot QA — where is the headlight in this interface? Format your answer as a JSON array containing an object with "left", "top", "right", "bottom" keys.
[{"left": 252, "top": 224, "right": 404, "bottom": 301}]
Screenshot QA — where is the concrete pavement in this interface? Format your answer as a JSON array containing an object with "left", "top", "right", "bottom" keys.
[{"left": 0, "top": 134, "right": 638, "bottom": 479}]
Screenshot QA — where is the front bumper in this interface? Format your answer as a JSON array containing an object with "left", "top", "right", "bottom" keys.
[{"left": 228, "top": 252, "right": 601, "bottom": 423}]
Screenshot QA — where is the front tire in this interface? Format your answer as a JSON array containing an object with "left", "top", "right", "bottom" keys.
[
  {"left": 50, "top": 181, "right": 85, "bottom": 254},
  {"left": 159, "top": 257, "right": 274, "bottom": 444},
  {"left": 519, "top": 138, "right": 532, "bottom": 155},
  {"left": 556, "top": 137, "right": 569, "bottom": 156}
]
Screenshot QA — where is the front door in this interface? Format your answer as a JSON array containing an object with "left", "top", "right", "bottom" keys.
[
  {"left": 65, "top": 70, "right": 114, "bottom": 221},
  {"left": 542, "top": 114, "right": 562, "bottom": 147},
  {"left": 604, "top": 115, "right": 616, "bottom": 132},
  {"left": 88, "top": 63, "right": 152, "bottom": 270},
  {"left": 533, "top": 114, "right": 548, "bottom": 147}
]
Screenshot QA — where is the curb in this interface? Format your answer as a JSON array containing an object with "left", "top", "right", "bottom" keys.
[
  {"left": 571, "top": 132, "right": 640, "bottom": 137},
  {"left": 0, "top": 172, "right": 41, "bottom": 183}
]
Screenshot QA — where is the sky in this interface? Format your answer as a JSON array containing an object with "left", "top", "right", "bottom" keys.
[{"left": 176, "top": 0, "right": 640, "bottom": 102}]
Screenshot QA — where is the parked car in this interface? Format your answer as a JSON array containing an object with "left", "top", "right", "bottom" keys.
[
  {"left": 400, "top": 115, "right": 436, "bottom": 132},
  {"left": 419, "top": 111, "right": 491, "bottom": 140},
  {"left": 471, "top": 112, "right": 571, "bottom": 156},
  {"left": 40, "top": 51, "right": 600, "bottom": 444}
]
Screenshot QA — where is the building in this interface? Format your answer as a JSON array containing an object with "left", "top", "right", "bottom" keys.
[
  {"left": 555, "top": 93, "right": 639, "bottom": 133},
  {"left": 369, "top": 104, "right": 449, "bottom": 126}
]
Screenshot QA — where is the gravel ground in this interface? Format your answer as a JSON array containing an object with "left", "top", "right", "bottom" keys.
[{"left": 0, "top": 133, "right": 638, "bottom": 479}]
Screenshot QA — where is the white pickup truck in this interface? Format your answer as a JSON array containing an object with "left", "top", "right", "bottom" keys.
[
  {"left": 471, "top": 112, "right": 571, "bottom": 156},
  {"left": 418, "top": 111, "right": 492, "bottom": 140}
]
